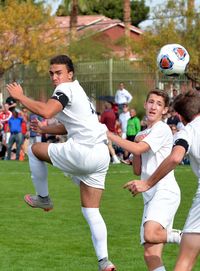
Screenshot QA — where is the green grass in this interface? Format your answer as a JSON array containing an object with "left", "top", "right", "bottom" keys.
[{"left": 0, "top": 161, "right": 199, "bottom": 271}]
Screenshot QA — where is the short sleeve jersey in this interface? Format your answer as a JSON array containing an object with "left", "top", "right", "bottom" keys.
[
  {"left": 51, "top": 80, "right": 107, "bottom": 146},
  {"left": 174, "top": 116, "right": 200, "bottom": 194},
  {"left": 138, "top": 121, "right": 180, "bottom": 203}
]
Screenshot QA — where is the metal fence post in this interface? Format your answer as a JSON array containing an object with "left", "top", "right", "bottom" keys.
[{"left": 109, "top": 58, "right": 113, "bottom": 96}]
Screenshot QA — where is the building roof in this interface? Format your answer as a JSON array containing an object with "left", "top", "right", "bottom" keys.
[{"left": 55, "top": 15, "right": 143, "bottom": 35}]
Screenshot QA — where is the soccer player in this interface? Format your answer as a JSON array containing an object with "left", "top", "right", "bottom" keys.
[
  {"left": 126, "top": 90, "right": 200, "bottom": 271},
  {"left": 6, "top": 55, "right": 116, "bottom": 271},
  {"left": 108, "top": 89, "right": 181, "bottom": 271}
]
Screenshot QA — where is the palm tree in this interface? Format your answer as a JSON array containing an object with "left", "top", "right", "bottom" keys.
[
  {"left": 57, "top": 0, "right": 96, "bottom": 42},
  {"left": 70, "top": 0, "right": 78, "bottom": 41},
  {"left": 123, "top": 0, "right": 131, "bottom": 58}
]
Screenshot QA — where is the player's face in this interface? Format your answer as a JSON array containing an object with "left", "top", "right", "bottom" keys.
[
  {"left": 144, "top": 94, "right": 168, "bottom": 125},
  {"left": 49, "top": 64, "right": 73, "bottom": 87}
]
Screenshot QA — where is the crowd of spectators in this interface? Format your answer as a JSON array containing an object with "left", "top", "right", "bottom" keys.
[
  {"left": 0, "top": 96, "right": 64, "bottom": 161},
  {"left": 0, "top": 86, "right": 191, "bottom": 165}
]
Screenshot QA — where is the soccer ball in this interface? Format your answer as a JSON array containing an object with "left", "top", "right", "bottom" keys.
[{"left": 157, "top": 44, "right": 190, "bottom": 76}]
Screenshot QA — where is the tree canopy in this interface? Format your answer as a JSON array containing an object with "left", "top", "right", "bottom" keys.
[
  {"left": 56, "top": 0, "right": 150, "bottom": 27},
  {"left": 0, "top": 0, "right": 62, "bottom": 77}
]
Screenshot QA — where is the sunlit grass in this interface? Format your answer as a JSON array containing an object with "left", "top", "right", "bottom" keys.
[{"left": 0, "top": 161, "right": 199, "bottom": 270}]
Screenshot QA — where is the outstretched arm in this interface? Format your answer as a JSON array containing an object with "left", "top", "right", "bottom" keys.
[
  {"left": 124, "top": 145, "right": 186, "bottom": 196},
  {"left": 107, "top": 131, "right": 149, "bottom": 155},
  {"left": 6, "top": 83, "right": 62, "bottom": 119}
]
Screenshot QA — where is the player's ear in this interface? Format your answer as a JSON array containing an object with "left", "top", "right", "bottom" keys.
[
  {"left": 68, "top": 71, "right": 73, "bottom": 80},
  {"left": 143, "top": 102, "right": 147, "bottom": 109},
  {"left": 162, "top": 106, "right": 168, "bottom": 115}
]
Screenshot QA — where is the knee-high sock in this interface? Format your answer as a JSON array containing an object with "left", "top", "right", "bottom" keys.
[
  {"left": 153, "top": 266, "right": 166, "bottom": 271},
  {"left": 28, "top": 145, "right": 48, "bottom": 197},
  {"left": 81, "top": 207, "right": 108, "bottom": 261},
  {"left": 167, "top": 229, "right": 181, "bottom": 244}
]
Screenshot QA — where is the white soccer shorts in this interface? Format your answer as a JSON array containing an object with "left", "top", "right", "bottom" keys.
[
  {"left": 183, "top": 193, "right": 200, "bottom": 233},
  {"left": 140, "top": 189, "right": 181, "bottom": 244},
  {"left": 48, "top": 138, "right": 110, "bottom": 189}
]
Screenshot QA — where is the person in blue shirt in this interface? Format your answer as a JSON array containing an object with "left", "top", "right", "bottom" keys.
[{"left": 7, "top": 110, "right": 23, "bottom": 160}]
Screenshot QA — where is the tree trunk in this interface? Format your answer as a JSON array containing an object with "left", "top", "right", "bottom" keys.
[
  {"left": 70, "top": 0, "right": 78, "bottom": 42},
  {"left": 123, "top": 0, "right": 131, "bottom": 59},
  {"left": 187, "top": 0, "right": 194, "bottom": 31}
]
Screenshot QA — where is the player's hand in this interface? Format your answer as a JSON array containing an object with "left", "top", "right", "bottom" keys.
[
  {"left": 123, "top": 180, "right": 150, "bottom": 196},
  {"left": 30, "top": 118, "right": 44, "bottom": 134},
  {"left": 134, "top": 134, "right": 146, "bottom": 143},
  {"left": 6, "top": 82, "right": 24, "bottom": 100}
]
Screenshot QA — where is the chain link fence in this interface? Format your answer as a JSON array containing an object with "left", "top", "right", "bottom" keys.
[{"left": 1, "top": 59, "right": 192, "bottom": 117}]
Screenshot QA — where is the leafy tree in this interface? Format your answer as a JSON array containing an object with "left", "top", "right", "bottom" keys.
[
  {"left": 67, "top": 34, "right": 112, "bottom": 62},
  {"left": 56, "top": 0, "right": 150, "bottom": 27},
  {"left": 132, "top": 0, "right": 200, "bottom": 80},
  {"left": 0, "top": 0, "right": 63, "bottom": 78}
]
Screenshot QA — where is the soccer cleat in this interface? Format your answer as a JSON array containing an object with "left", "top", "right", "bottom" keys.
[
  {"left": 98, "top": 259, "right": 116, "bottom": 271},
  {"left": 24, "top": 194, "right": 53, "bottom": 212}
]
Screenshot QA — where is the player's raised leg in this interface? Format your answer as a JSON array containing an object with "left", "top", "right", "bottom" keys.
[{"left": 80, "top": 182, "right": 116, "bottom": 271}]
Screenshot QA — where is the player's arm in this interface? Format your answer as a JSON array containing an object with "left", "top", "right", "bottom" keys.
[
  {"left": 124, "top": 144, "right": 186, "bottom": 195},
  {"left": 30, "top": 119, "right": 67, "bottom": 135},
  {"left": 107, "top": 131, "right": 149, "bottom": 155},
  {"left": 6, "top": 83, "right": 62, "bottom": 119},
  {"left": 132, "top": 155, "right": 141, "bottom": 176}
]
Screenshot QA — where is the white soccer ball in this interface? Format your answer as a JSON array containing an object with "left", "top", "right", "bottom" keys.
[{"left": 157, "top": 44, "right": 190, "bottom": 76}]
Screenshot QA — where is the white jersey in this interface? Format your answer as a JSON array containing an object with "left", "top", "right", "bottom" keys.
[
  {"left": 139, "top": 121, "right": 180, "bottom": 204},
  {"left": 52, "top": 80, "right": 107, "bottom": 146},
  {"left": 174, "top": 116, "right": 200, "bottom": 233},
  {"left": 174, "top": 116, "right": 200, "bottom": 194},
  {"left": 119, "top": 111, "right": 131, "bottom": 137},
  {"left": 114, "top": 88, "right": 132, "bottom": 105}
]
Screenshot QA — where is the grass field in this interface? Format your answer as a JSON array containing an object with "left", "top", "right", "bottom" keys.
[{"left": 0, "top": 160, "right": 199, "bottom": 271}]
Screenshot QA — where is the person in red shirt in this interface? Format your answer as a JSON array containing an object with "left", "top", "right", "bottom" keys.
[
  {"left": 0, "top": 103, "right": 12, "bottom": 145},
  {"left": 101, "top": 101, "right": 120, "bottom": 164}
]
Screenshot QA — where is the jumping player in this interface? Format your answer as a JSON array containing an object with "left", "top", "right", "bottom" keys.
[
  {"left": 127, "top": 90, "right": 200, "bottom": 271},
  {"left": 6, "top": 55, "right": 116, "bottom": 271},
  {"left": 108, "top": 89, "right": 181, "bottom": 271}
]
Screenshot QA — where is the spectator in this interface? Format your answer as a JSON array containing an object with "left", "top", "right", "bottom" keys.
[
  {"left": 169, "top": 88, "right": 178, "bottom": 105},
  {"left": 169, "top": 124, "right": 178, "bottom": 135},
  {"left": 29, "top": 113, "right": 43, "bottom": 145},
  {"left": 119, "top": 104, "right": 130, "bottom": 139},
  {"left": 0, "top": 103, "right": 12, "bottom": 146},
  {"left": 167, "top": 107, "right": 180, "bottom": 126},
  {"left": 101, "top": 101, "right": 120, "bottom": 164},
  {"left": 122, "top": 108, "right": 141, "bottom": 164},
  {"left": 140, "top": 115, "right": 148, "bottom": 130},
  {"left": 126, "top": 108, "right": 141, "bottom": 142},
  {"left": 45, "top": 118, "right": 60, "bottom": 143},
  {"left": 115, "top": 82, "right": 132, "bottom": 113},
  {"left": 0, "top": 134, "right": 6, "bottom": 160},
  {"left": 5, "top": 96, "right": 17, "bottom": 112},
  {"left": 6, "top": 110, "right": 23, "bottom": 160}
]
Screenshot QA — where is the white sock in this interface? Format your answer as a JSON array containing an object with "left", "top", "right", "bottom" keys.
[
  {"left": 81, "top": 207, "right": 108, "bottom": 260},
  {"left": 167, "top": 229, "right": 181, "bottom": 244},
  {"left": 28, "top": 145, "right": 48, "bottom": 197},
  {"left": 153, "top": 266, "right": 166, "bottom": 271},
  {"left": 113, "top": 155, "right": 120, "bottom": 162}
]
